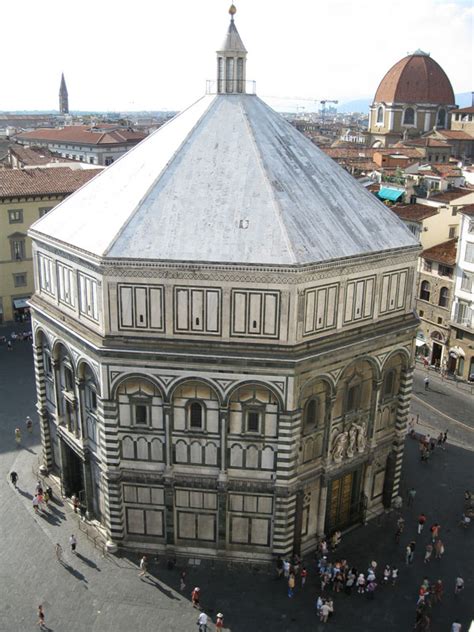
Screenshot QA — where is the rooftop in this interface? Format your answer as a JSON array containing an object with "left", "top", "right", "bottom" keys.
[
  {"left": 428, "top": 187, "right": 474, "bottom": 203},
  {"left": 0, "top": 167, "right": 98, "bottom": 199},
  {"left": 435, "top": 130, "right": 474, "bottom": 140},
  {"left": 15, "top": 125, "right": 146, "bottom": 146},
  {"left": 422, "top": 238, "right": 457, "bottom": 266},
  {"left": 390, "top": 203, "right": 439, "bottom": 222},
  {"left": 8, "top": 143, "right": 65, "bottom": 166},
  {"left": 460, "top": 204, "right": 474, "bottom": 217},
  {"left": 455, "top": 106, "right": 474, "bottom": 114}
]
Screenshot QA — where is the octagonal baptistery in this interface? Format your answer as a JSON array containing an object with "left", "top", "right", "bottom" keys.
[
  {"left": 29, "top": 8, "right": 420, "bottom": 561},
  {"left": 368, "top": 50, "right": 456, "bottom": 147}
]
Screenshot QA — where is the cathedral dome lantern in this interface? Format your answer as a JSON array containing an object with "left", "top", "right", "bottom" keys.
[{"left": 216, "top": 4, "right": 248, "bottom": 93}]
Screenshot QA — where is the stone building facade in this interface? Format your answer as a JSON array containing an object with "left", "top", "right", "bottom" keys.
[{"left": 29, "top": 7, "right": 420, "bottom": 560}]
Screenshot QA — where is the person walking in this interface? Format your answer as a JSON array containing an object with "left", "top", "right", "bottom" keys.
[
  {"left": 15, "top": 427, "right": 21, "bottom": 448},
  {"left": 69, "top": 534, "right": 77, "bottom": 555},
  {"left": 9, "top": 471, "right": 18, "bottom": 488},
  {"left": 433, "top": 579, "right": 443, "bottom": 603},
  {"left": 37, "top": 605, "right": 46, "bottom": 629},
  {"left": 391, "top": 567, "right": 398, "bottom": 586},
  {"left": 26, "top": 416, "right": 33, "bottom": 434},
  {"left": 454, "top": 576, "right": 464, "bottom": 594},
  {"left": 179, "top": 570, "right": 186, "bottom": 592},
  {"left": 55, "top": 543, "right": 63, "bottom": 562},
  {"left": 424, "top": 376, "right": 430, "bottom": 390},
  {"left": 406, "top": 541, "right": 416, "bottom": 564},
  {"left": 300, "top": 566, "right": 308, "bottom": 588},
  {"left": 366, "top": 580, "right": 377, "bottom": 600},
  {"left": 430, "top": 523, "right": 441, "bottom": 541},
  {"left": 191, "top": 587, "right": 201, "bottom": 609},
  {"left": 215, "top": 613, "right": 224, "bottom": 630},
  {"left": 319, "top": 600, "right": 330, "bottom": 623},
  {"left": 357, "top": 573, "right": 366, "bottom": 593},
  {"left": 451, "top": 621, "right": 462, "bottom": 632},
  {"left": 275, "top": 555, "right": 283, "bottom": 579},
  {"left": 383, "top": 565, "right": 391, "bottom": 584},
  {"left": 288, "top": 573, "right": 295, "bottom": 598},
  {"left": 283, "top": 559, "right": 290, "bottom": 578},
  {"left": 395, "top": 517, "right": 405, "bottom": 542},
  {"left": 417, "top": 513, "right": 427, "bottom": 534},
  {"left": 434, "top": 539, "right": 445, "bottom": 559},
  {"left": 197, "top": 611, "right": 208, "bottom": 632},
  {"left": 442, "top": 431, "right": 448, "bottom": 448},
  {"left": 138, "top": 555, "right": 148, "bottom": 577},
  {"left": 424, "top": 543, "right": 433, "bottom": 564},
  {"left": 407, "top": 487, "right": 417, "bottom": 506},
  {"left": 32, "top": 495, "right": 40, "bottom": 514}
]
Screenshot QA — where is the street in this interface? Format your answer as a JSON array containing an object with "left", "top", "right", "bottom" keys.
[{"left": 0, "top": 328, "right": 473, "bottom": 631}]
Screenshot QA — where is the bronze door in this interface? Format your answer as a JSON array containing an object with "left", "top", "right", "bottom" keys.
[{"left": 327, "top": 468, "right": 362, "bottom": 532}]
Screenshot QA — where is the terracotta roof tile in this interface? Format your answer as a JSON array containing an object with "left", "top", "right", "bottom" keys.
[
  {"left": 437, "top": 130, "right": 474, "bottom": 140},
  {"left": 460, "top": 204, "right": 474, "bottom": 216},
  {"left": 455, "top": 106, "right": 474, "bottom": 114},
  {"left": 0, "top": 167, "right": 98, "bottom": 198},
  {"left": 391, "top": 203, "right": 439, "bottom": 221},
  {"left": 422, "top": 238, "right": 457, "bottom": 265},
  {"left": 15, "top": 125, "right": 146, "bottom": 146},
  {"left": 428, "top": 187, "right": 473, "bottom": 203}
]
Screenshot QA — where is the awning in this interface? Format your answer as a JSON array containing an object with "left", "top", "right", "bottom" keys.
[
  {"left": 377, "top": 187, "right": 404, "bottom": 202},
  {"left": 13, "top": 298, "right": 29, "bottom": 309},
  {"left": 449, "top": 346, "right": 465, "bottom": 358},
  {"left": 416, "top": 339, "right": 429, "bottom": 347}
]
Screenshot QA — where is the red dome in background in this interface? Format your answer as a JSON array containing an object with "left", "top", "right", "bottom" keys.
[{"left": 374, "top": 51, "right": 455, "bottom": 105}]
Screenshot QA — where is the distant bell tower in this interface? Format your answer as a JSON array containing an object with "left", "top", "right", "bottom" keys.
[
  {"left": 59, "top": 73, "right": 69, "bottom": 114},
  {"left": 217, "top": 4, "right": 247, "bottom": 94}
]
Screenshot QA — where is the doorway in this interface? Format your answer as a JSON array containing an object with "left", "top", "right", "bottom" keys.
[
  {"left": 326, "top": 467, "right": 363, "bottom": 532},
  {"left": 431, "top": 342, "right": 443, "bottom": 367},
  {"left": 61, "top": 441, "right": 84, "bottom": 499}
]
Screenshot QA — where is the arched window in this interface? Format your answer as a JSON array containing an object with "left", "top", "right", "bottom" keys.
[
  {"left": 403, "top": 107, "right": 415, "bottom": 125},
  {"left": 438, "top": 287, "right": 449, "bottom": 307},
  {"left": 189, "top": 401, "right": 203, "bottom": 429},
  {"left": 345, "top": 384, "right": 361, "bottom": 413},
  {"left": 303, "top": 398, "right": 319, "bottom": 432},
  {"left": 437, "top": 109, "right": 446, "bottom": 128},
  {"left": 420, "top": 280, "right": 430, "bottom": 301},
  {"left": 376, "top": 106, "right": 384, "bottom": 124},
  {"left": 382, "top": 369, "right": 396, "bottom": 400}
]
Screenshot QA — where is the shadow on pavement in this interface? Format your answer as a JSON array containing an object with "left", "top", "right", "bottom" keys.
[
  {"left": 17, "top": 488, "right": 33, "bottom": 500},
  {"left": 61, "top": 561, "right": 88, "bottom": 585},
  {"left": 140, "top": 574, "right": 181, "bottom": 600},
  {"left": 76, "top": 552, "right": 101, "bottom": 571},
  {"left": 41, "top": 511, "right": 61, "bottom": 526}
]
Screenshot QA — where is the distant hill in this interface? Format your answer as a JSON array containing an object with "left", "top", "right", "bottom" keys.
[{"left": 338, "top": 92, "right": 472, "bottom": 113}]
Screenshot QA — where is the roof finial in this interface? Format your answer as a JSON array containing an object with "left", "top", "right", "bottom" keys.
[{"left": 229, "top": 4, "right": 237, "bottom": 20}]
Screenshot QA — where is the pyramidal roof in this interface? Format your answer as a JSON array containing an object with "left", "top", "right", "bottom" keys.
[
  {"left": 219, "top": 17, "right": 247, "bottom": 53},
  {"left": 31, "top": 10, "right": 417, "bottom": 267}
]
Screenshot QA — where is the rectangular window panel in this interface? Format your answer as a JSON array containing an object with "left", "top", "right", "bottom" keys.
[
  {"left": 263, "top": 293, "right": 277, "bottom": 336},
  {"left": 250, "top": 518, "right": 270, "bottom": 546},
  {"left": 135, "top": 287, "right": 148, "bottom": 328},
  {"left": 233, "top": 291, "right": 247, "bottom": 333},
  {"left": 197, "top": 514, "right": 216, "bottom": 541},
  {"left": 119, "top": 286, "right": 133, "bottom": 328},
  {"left": 231, "top": 516, "right": 249, "bottom": 544},
  {"left": 397, "top": 271, "right": 407, "bottom": 308},
  {"left": 304, "top": 290, "right": 315, "bottom": 333},
  {"left": 178, "top": 512, "right": 196, "bottom": 539},
  {"left": 149, "top": 288, "right": 163, "bottom": 329},
  {"left": 364, "top": 278, "right": 374, "bottom": 317},
  {"left": 248, "top": 293, "right": 262, "bottom": 334},
  {"left": 465, "top": 243, "right": 474, "bottom": 263},
  {"left": 191, "top": 290, "right": 204, "bottom": 331},
  {"left": 79, "top": 273, "right": 99, "bottom": 322},
  {"left": 127, "top": 508, "right": 145, "bottom": 535},
  {"left": 137, "top": 487, "right": 151, "bottom": 504},
  {"left": 380, "top": 275, "right": 390, "bottom": 313},
  {"left": 123, "top": 485, "right": 137, "bottom": 503},
  {"left": 354, "top": 281, "right": 364, "bottom": 320},
  {"left": 206, "top": 290, "right": 219, "bottom": 332},
  {"left": 176, "top": 289, "right": 189, "bottom": 331},
  {"left": 344, "top": 282, "right": 355, "bottom": 322},
  {"left": 145, "top": 510, "right": 163, "bottom": 536},
  {"left": 316, "top": 288, "right": 327, "bottom": 329}
]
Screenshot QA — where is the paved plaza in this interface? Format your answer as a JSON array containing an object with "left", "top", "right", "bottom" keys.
[{"left": 0, "top": 326, "right": 473, "bottom": 631}]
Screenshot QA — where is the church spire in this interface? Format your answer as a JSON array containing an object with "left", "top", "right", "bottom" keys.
[
  {"left": 216, "top": 4, "right": 247, "bottom": 94},
  {"left": 59, "top": 73, "right": 69, "bottom": 114}
]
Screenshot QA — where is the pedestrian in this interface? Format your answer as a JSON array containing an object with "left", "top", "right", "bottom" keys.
[
  {"left": 424, "top": 376, "right": 429, "bottom": 390},
  {"left": 33, "top": 495, "right": 40, "bottom": 514},
  {"left": 315, "top": 595, "right": 323, "bottom": 615},
  {"left": 15, "top": 427, "right": 21, "bottom": 448},
  {"left": 424, "top": 543, "right": 433, "bottom": 564},
  {"left": 454, "top": 576, "right": 464, "bottom": 594},
  {"left": 430, "top": 523, "right": 440, "bottom": 541},
  {"left": 37, "top": 605, "right": 45, "bottom": 629},
  {"left": 197, "top": 611, "right": 208, "bottom": 632},
  {"left": 319, "top": 600, "right": 330, "bottom": 623},
  {"left": 69, "top": 534, "right": 77, "bottom": 554},
  {"left": 55, "top": 543, "right": 63, "bottom": 562},
  {"left": 331, "top": 529, "right": 341, "bottom": 551},
  {"left": 433, "top": 579, "right": 443, "bottom": 603},
  {"left": 283, "top": 558, "right": 290, "bottom": 578},
  {"left": 407, "top": 487, "right": 417, "bottom": 506},
  {"left": 442, "top": 431, "right": 448, "bottom": 449},
  {"left": 9, "top": 471, "right": 18, "bottom": 488},
  {"left": 7, "top": 340, "right": 12, "bottom": 351},
  {"left": 46, "top": 486, "right": 53, "bottom": 503},
  {"left": 417, "top": 513, "right": 427, "bottom": 534},
  {"left": 301, "top": 566, "right": 308, "bottom": 587},
  {"left": 138, "top": 555, "right": 147, "bottom": 577},
  {"left": 72, "top": 494, "right": 80, "bottom": 513},
  {"left": 391, "top": 567, "right": 398, "bottom": 586},
  {"left": 26, "top": 416, "right": 33, "bottom": 434},
  {"left": 451, "top": 621, "right": 462, "bottom": 632},
  {"left": 43, "top": 489, "right": 50, "bottom": 506},
  {"left": 215, "top": 613, "right": 224, "bottom": 630},
  {"left": 345, "top": 570, "right": 355, "bottom": 595},
  {"left": 407, "top": 541, "right": 416, "bottom": 564},
  {"left": 459, "top": 513, "right": 471, "bottom": 528},
  {"left": 288, "top": 572, "right": 295, "bottom": 598},
  {"left": 383, "top": 565, "right": 391, "bottom": 584},
  {"left": 357, "top": 573, "right": 366, "bottom": 593},
  {"left": 179, "top": 570, "right": 186, "bottom": 592},
  {"left": 191, "top": 587, "right": 201, "bottom": 609},
  {"left": 434, "top": 539, "right": 445, "bottom": 559},
  {"left": 437, "top": 432, "right": 443, "bottom": 448},
  {"left": 35, "top": 481, "right": 43, "bottom": 496},
  {"left": 366, "top": 580, "right": 377, "bottom": 600},
  {"left": 395, "top": 517, "right": 405, "bottom": 542},
  {"left": 276, "top": 555, "right": 283, "bottom": 579}
]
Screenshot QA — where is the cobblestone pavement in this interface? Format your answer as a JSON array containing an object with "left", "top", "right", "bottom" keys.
[{"left": 0, "top": 328, "right": 473, "bottom": 631}]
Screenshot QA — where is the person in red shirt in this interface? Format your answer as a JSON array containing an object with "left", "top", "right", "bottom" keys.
[
  {"left": 418, "top": 513, "right": 427, "bottom": 534},
  {"left": 216, "top": 613, "right": 224, "bottom": 629},
  {"left": 191, "top": 587, "right": 201, "bottom": 609}
]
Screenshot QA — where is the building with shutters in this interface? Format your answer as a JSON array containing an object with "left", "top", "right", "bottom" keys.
[{"left": 28, "top": 5, "right": 420, "bottom": 560}]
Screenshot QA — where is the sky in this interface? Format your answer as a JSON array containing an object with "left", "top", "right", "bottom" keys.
[{"left": 1, "top": 0, "right": 472, "bottom": 112}]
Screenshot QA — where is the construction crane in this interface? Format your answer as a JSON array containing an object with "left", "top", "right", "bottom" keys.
[{"left": 262, "top": 95, "right": 338, "bottom": 121}]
